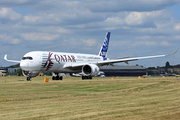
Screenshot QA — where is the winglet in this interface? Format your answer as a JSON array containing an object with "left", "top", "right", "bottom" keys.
[
  {"left": 4, "top": 54, "right": 8, "bottom": 61},
  {"left": 166, "top": 48, "right": 179, "bottom": 56},
  {"left": 4, "top": 54, "right": 21, "bottom": 63}
]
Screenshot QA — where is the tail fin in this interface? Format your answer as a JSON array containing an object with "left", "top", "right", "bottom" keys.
[{"left": 98, "top": 32, "right": 111, "bottom": 60}]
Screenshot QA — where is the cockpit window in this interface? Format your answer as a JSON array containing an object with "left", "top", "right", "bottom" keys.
[{"left": 22, "top": 57, "right": 33, "bottom": 60}]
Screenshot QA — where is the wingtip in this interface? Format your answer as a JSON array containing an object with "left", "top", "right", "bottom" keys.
[
  {"left": 4, "top": 54, "right": 7, "bottom": 60},
  {"left": 172, "top": 48, "right": 179, "bottom": 55},
  {"left": 166, "top": 48, "right": 179, "bottom": 56}
]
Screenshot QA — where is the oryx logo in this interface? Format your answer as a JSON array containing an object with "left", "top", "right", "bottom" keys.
[{"left": 44, "top": 52, "right": 54, "bottom": 71}]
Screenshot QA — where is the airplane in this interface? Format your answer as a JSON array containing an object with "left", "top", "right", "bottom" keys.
[{"left": 4, "top": 32, "right": 178, "bottom": 81}]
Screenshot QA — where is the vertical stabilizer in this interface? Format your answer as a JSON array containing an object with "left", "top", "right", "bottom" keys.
[{"left": 98, "top": 32, "right": 111, "bottom": 60}]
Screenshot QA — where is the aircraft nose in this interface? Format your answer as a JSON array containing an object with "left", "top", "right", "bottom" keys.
[{"left": 20, "top": 61, "right": 29, "bottom": 70}]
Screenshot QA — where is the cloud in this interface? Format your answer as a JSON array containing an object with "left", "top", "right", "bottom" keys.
[
  {"left": 174, "top": 23, "right": 180, "bottom": 30},
  {"left": 103, "top": 10, "right": 173, "bottom": 29},
  {"left": 81, "top": 38, "right": 97, "bottom": 46},
  {"left": 0, "top": 34, "right": 20, "bottom": 44},
  {"left": 175, "top": 35, "right": 180, "bottom": 39},
  {"left": 160, "top": 41, "right": 170, "bottom": 46},
  {"left": 65, "top": 38, "right": 97, "bottom": 46},
  {"left": 0, "top": 0, "right": 180, "bottom": 67},
  {"left": 133, "top": 41, "right": 157, "bottom": 46},
  {"left": 22, "top": 13, "right": 63, "bottom": 25},
  {"left": 20, "top": 33, "right": 60, "bottom": 41},
  {"left": 85, "top": 0, "right": 180, "bottom": 12},
  {"left": 0, "top": 8, "right": 21, "bottom": 23},
  {"left": 111, "top": 39, "right": 171, "bottom": 47},
  {"left": 0, "top": 0, "right": 42, "bottom": 7}
]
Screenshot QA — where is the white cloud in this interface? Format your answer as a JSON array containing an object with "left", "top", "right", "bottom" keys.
[
  {"left": 133, "top": 41, "right": 157, "bottom": 46},
  {"left": 111, "top": 41, "right": 131, "bottom": 47},
  {"left": 23, "top": 13, "right": 62, "bottom": 25},
  {"left": 81, "top": 38, "right": 97, "bottom": 46},
  {"left": 86, "top": 0, "right": 180, "bottom": 12},
  {"left": 174, "top": 35, "right": 180, "bottom": 39},
  {"left": 174, "top": 23, "right": 180, "bottom": 30},
  {"left": 104, "top": 10, "right": 172, "bottom": 29},
  {"left": 23, "top": 15, "right": 41, "bottom": 24},
  {"left": 135, "top": 36, "right": 151, "bottom": 40},
  {"left": 111, "top": 40, "right": 170, "bottom": 47},
  {"left": 160, "top": 41, "right": 170, "bottom": 46},
  {"left": 38, "top": 26, "right": 70, "bottom": 34},
  {"left": 20, "top": 33, "right": 60, "bottom": 41},
  {"left": 0, "top": 7, "right": 21, "bottom": 21},
  {"left": 0, "top": 34, "right": 20, "bottom": 44},
  {"left": 0, "top": 0, "right": 180, "bottom": 67},
  {"left": 65, "top": 38, "right": 97, "bottom": 47}
]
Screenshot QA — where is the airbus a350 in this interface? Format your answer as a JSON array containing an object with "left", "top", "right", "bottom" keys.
[{"left": 4, "top": 32, "right": 178, "bottom": 81}]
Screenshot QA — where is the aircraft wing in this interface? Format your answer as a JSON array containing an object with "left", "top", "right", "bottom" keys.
[
  {"left": 63, "top": 49, "right": 178, "bottom": 69},
  {"left": 97, "top": 49, "right": 178, "bottom": 66},
  {"left": 4, "top": 54, "right": 21, "bottom": 63}
]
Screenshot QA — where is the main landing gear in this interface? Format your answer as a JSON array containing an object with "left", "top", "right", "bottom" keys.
[
  {"left": 52, "top": 73, "right": 63, "bottom": 80},
  {"left": 82, "top": 76, "right": 92, "bottom": 80},
  {"left": 52, "top": 76, "right": 63, "bottom": 80},
  {"left": 27, "top": 77, "right": 31, "bottom": 81},
  {"left": 52, "top": 72, "right": 63, "bottom": 80}
]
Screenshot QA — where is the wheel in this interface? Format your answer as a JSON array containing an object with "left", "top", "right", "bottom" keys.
[
  {"left": 56, "top": 76, "right": 60, "bottom": 80},
  {"left": 60, "top": 76, "right": 63, "bottom": 80},
  {"left": 86, "top": 76, "right": 89, "bottom": 79},
  {"left": 27, "top": 77, "right": 31, "bottom": 81}
]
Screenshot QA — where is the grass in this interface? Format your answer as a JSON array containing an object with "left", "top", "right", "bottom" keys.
[{"left": 0, "top": 76, "right": 180, "bottom": 120}]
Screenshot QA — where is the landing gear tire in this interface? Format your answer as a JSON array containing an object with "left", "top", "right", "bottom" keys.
[
  {"left": 52, "top": 76, "right": 63, "bottom": 80},
  {"left": 82, "top": 76, "right": 92, "bottom": 80},
  {"left": 60, "top": 76, "right": 63, "bottom": 80},
  {"left": 27, "top": 77, "right": 31, "bottom": 81},
  {"left": 56, "top": 76, "right": 59, "bottom": 80},
  {"left": 52, "top": 76, "right": 56, "bottom": 80}
]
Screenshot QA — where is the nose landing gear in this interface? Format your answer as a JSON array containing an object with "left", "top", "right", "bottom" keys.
[{"left": 27, "top": 77, "right": 31, "bottom": 81}]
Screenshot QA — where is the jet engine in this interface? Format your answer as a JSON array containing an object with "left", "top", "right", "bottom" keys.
[
  {"left": 82, "top": 64, "right": 100, "bottom": 76},
  {"left": 22, "top": 70, "right": 39, "bottom": 78}
]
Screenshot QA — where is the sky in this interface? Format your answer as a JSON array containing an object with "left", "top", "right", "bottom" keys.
[{"left": 1, "top": 0, "right": 180, "bottom": 68}]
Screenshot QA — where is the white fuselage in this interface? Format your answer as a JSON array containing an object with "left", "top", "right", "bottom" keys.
[{"left": 20, "top": 51, "right": 104, "bottom": 74}]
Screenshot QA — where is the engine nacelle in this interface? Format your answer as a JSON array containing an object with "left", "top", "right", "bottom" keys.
[
  {"left": 82, "top": 64, "right": 100, "bottom": 76},
  {"left": 22, "top": 70, "right": 39, "bottom": 78}
]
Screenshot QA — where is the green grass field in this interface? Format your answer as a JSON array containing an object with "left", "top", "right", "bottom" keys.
[{"left": 0, "top": 76, "right": 180, "bottom": 120}]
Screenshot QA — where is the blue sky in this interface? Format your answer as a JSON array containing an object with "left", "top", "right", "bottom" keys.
[
  {"left": 167, "top": 4, "right": 180, "bottom": 19},
  {"left": 1, "top": 0, "right": 180, "bottom": 67},
  {"left": 13, "top": 7, "right": 34, "bottom": 15}
]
